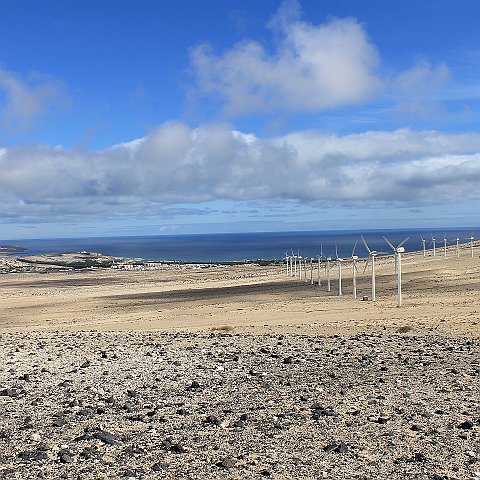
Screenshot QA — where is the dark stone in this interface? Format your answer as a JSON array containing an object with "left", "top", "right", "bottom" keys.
[
  {"left": 218, "top": 456, "right": 235, "bottom": 469},
  {"left": 80, "top": 446, "right": 99, "bottom": 459},
  {"left": 59, "top": 453, "right": 73, "bottom": 464},
  {"left": 0, "top": 388, "right": 21, "bottom": 398},
  {"left": 152, "top": 462, "right": 168, "bottom": 471},
  {"left": 205, "top": 415, "right": 221, "bottom": 426},
  {"left": 283, "top": 356, "right": 294, "bottom": 364},
  {"left": 95, "top": 430, "right": 119, "bottom": 445},
  {"left": 122, "top": 469, "right": 137, "bottom": 477},
  {"left": 18, "top": 450, "right": 48, "bottom": 461},
  {"left": 458, "top": 420, "right": 474, "bottom": 430},
  {"left": 162, "top": 438, "right": 185, "bottom": 453},
  {"left": 312, "top": 405, "right": 337, "bottom": 419},
  {"left": 53, "top": 416, "right": 67, "bottom": 427},
  {"left": 323, "top": 441, "right": 348, "bottom": 454},
  {"left": 80, "top": 360, "right": 91, "bottom": 368}
]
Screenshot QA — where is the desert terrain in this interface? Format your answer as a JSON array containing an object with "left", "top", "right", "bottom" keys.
[{"left": 0, "top": 246, "right": 478, "bottom": 479}]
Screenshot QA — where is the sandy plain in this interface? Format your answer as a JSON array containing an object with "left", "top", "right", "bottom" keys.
[
  {"left": 0, "top": 244, "right": 479, "bottom": 336},
  {"left": 0, "top": 245, "right": 479, "bottom": 479}
]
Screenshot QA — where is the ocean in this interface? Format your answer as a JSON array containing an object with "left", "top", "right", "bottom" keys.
[{"left": 3, "top": 228, "right": 480, "bottom": 263}]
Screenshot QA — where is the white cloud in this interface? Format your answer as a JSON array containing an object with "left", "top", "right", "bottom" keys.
[
  {"left": 0, "top": 67, "right": 69, "bottom": 131},
  {"left": 191, "top": 2, "right": 381, "bottom": 115},
  {"left": 190, "top": 1, "right": 453, "bottom": 119},
  {"left": 1, "top": 123, "right": 480, "bottom": 223}
]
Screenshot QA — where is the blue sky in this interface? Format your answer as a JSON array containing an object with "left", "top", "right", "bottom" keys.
[{"left": 0, "top": 0, "right": 479, "bottom": 238}]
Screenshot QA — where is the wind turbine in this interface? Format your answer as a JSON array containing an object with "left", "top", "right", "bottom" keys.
[
  {"left": 294, "top": 251, "right": 298, "bottom": 277},
  {"left": 309, "top": 257, "right": 314, "bottom": 285},
  {"left": 384, "top": 236, "right": 410, "bottom": 307},
  {"left": 326, "top": 255, "right": 332, "bottom": 292},
  {"left": 442, "top": 233, "right": 448, "bottom": 258},
  {"left": 304, "top": 256, "right": 308, "bottom": 283},
  {"left": 431, "top": 235, "right": 437, "bottom": 257},
  {"left": 455, "top": 234, "right": 460, "bottom": 258},
  {"left": 420, "top": 236, "right": 426, "bottom": 257},
  {"left": 284, "top": 251, "right": 289, "bottom": 276},
  {"left": 361, "top": 235, "right": 386, "bottom": 303},
  {"left": 351, "top": 241, "right": 358, "bottom": 299},
  {"left": 467, "top": 234, "right": 475, "bottom": 258},
  {"left": 317, "top": 243, "right": 324, "bottom": 287},
  {"left": 335, "top": 243, "right": 344, "bottom": 296}
]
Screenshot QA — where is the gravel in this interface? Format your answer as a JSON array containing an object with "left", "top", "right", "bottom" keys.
[{"left": 0, "top": 331, "right": 478, "bottom": 479}]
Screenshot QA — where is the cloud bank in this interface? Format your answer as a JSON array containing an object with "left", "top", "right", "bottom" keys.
[{"left": 1, "top": 123, "right": 479, "bottom": 222}]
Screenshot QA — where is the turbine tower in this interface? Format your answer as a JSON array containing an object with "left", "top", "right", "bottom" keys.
[
  {"left": 420, "top": 236, "right": 426, "bottom": 258},
  {"left": 351, "top": 241, "right": 358, "bottom": 300},
  {"left": 309, "top": 257, "right": 314, "bottom": 285},
  {"left": 361, "top": 235, "right": 386, "bottom": 303},
  {"left": 384, "top": 236, "right": 410, "bottom": 307},
  {"left": 335, "top": 243, "right": 343, "bottom": 296},
  {"left": 326, "top": 255, "right": 332, "bottom": 292},
  {"left": 442, "top": 233, "right": 448, "bottom": 258},
  {"left": 431, "top": 235, "right": 437, "bottom": 257},
  {"left": 455, "top": 234, "right": 460, "bottom": 258},
  {"left": 467, "top": 234, "right": 475, "bottom": 258},
  {"left": 317, "top": 243, "right": 324, "bottom": 287}
]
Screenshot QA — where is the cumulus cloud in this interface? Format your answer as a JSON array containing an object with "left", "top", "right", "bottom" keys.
[
  {"left": 191, "top": 1, "right": 381, "bottom": 115},
  {"left": 0, "top": 67, "right": 69, "bottom": 131},
  {"left": 190, "top": 1, "right": 453, "bottom": 119},
  {"left": 1, "top": 123, "right": 480, "bottom": 223}
]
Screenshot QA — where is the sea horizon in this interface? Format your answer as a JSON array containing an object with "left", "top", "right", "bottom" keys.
[{"left": 2, "top": 227, "right": 479, "bottom": 263}]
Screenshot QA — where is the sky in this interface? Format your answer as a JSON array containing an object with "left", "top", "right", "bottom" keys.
[{"left": 0, "top": 0, "right": 479, "bottom": 239}]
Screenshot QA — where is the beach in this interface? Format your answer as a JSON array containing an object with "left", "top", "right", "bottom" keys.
[{"left": 0, "top": 249, "right": 479, "bottom": 479}]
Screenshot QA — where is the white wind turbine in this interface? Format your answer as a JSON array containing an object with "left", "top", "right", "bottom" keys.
[
  {"left": 294, "top": 250, "right": 298, "bottom": 277},
  {"left": 420, "top": 236, "right": 426, "bottom": 257},
  {"left": 361, "top": 235, "right": 386, "bottom": 303},
  {"left": 309, "top": 257, "right": 314, "bottom": 285},
  {"left": 351, "top": 241, "right": 359, "bottom": 300},
  {"left": 317, "top": 243, "right": 325, "bottom": 287},
  {"left": 442, "top": 233, "right": 448, "bottom": 258},
  {"left": 384, "top": 236, "right": 410, "bottom": 308},
  {"left": 326, "top": 254, "right": 332, "bottom": 292},
  {"left": 303, "top": 256, "right": 308, "bottom": 283},
  {"left": 334, "top": 243, "right": 346, "bottom": 296},
  {"left": 431, "top": 235, "right": 437, "bottom": 257},
  {"left": 467, "top": 234, "right": 475, "bottom": 258},
  {"left": 284, "top": 251, "right": 289, "bottom": 276},
  {"left": 455, "top": 234, "right": 460, "bottom": 258}
]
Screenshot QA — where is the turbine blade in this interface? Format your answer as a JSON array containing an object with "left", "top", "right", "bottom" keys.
[
  {"left": 361, "top": 235, "right": 371, "bottom": 254},
  {"left": 352, "top": 240, "right": 357, "bottom": 257},
  {"left": 363, "top": 256, "right": 371, "bottom": 273},
  {"left": 397, "top": 236, "right": 410, "bottom": 248},
  {"left": 383, "top": 236, "right": 395, "bottom": 251}
]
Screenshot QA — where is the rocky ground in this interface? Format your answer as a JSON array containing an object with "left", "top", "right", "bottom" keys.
[{"left": 0, "top": 331, "right": 478, "bottom": 479}]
